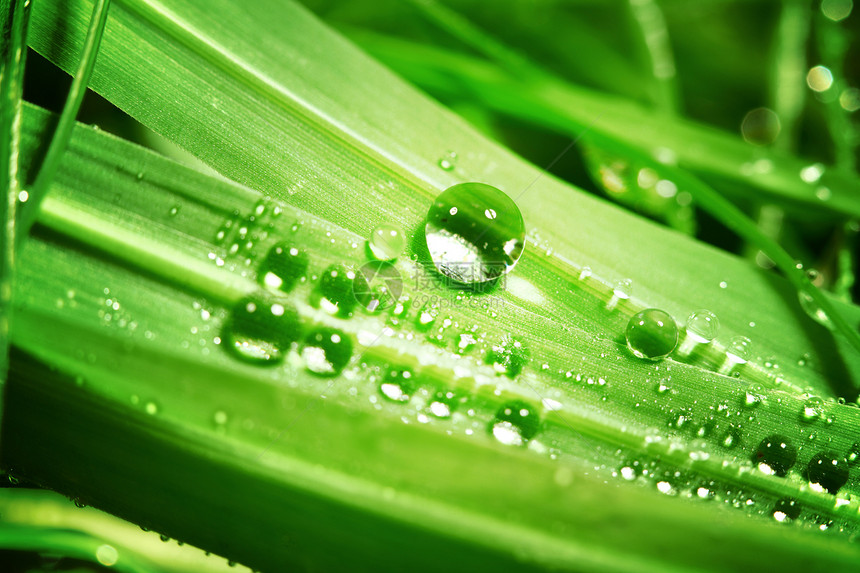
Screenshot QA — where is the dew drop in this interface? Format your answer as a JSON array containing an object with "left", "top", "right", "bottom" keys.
[
  {"left": 847, "top": 443, "right": 860, "bottom": 466},
  {"left": 490, "top": 400, "right": 540, "bottom": 446},
  {"left": 486, "top": 336, "right": 529, "bottom": 377},
  {"left": 437, "top": 150, "right": 458, "bottom": 171},
  {"left": 606, "top": 279, "right": 633, "bottom": 310},
  {"left": 95, "top": 544, "right": 119, "bottom": 567},
  {"left": 300, "top": 327, "right": 352, "bottom": 376},
  {"left": 753, "top": 435, "right": 796, "bottom": 477},
  {"left": 222, "top": 294, "right": 300, "bottom": 364},
  {"left": 258, "top": 243, "right": 308, "bottom": 293},
  {"left": 380, "top": 369, "right": 414, "bottom": 402},
  {"left": 625, "top": 309, "right": 678, "bottom": 361},
  {"left": 807, "top": 452, "right": 849, "bottom": 494},
  {"left": 797, "top": 291, "right": 834, "bottom": 330},
  {"left": 772, "top": 497, "right": 801, "bottom": 521},
  {"left": 318, "top": 264, "right": 367, "bottom": 315},
  {"left": 145, "top": 402, "right": 158, "bottom": 415},
  {"left": 368, "top": 223, "right": 406, "bottom": 261},
  {"left": 685, "top": 310, "right": 719, "bottom": 343},
  {"left": 800, "top": 396, "right": 824, "bottom": 423},
  {"left": 425, "top": 182, "right": 525, "bottom": 284},
  {"left": 720, "top": 336, "right": 751, "bottom": 375}
]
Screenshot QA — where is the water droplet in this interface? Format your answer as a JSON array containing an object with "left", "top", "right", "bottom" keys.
[
  {"left": 214, "top": 410, "right": 228, "bottom": 426},
  {"left": 318, "top": 264, "right": 367, "bottom": 315},
  {"left": 159, "top": 534, "right": 170, "bottom": 542},
  {"left": 380, "top": 369, "right": 414, "bottom": 402},
  {"left": 490, "top": 401, "right": 540, "bottom": 446},
  {"left": 685, "top": 310, "right": 719, "bottom": 343},
  {"left": 368, "top": 223, "right": 405, "bottom": 261},
  {"left": 425, "top": 182, "right": 525, "bottom": 284},
  {"left": 222, "top": 294, "right": 300, "bottom": 364},
  {"left": 753, "top": 435, "right": 796, "bottom": 477},
  {"left": 486, "top": 336, "right": 529, "bottom": 377},
  {"left": 797, "top": 291, "right": 834, "bottom": 330},
  {"left": 301, "top": 328, "right": 352, "bottom": 376},
  {"left": 772, "top": 497, "right": 801, "bottom": 521},
  {"left": 806, "top": 66, "right": 833, "bottom": 93},
  {"left": 741, "top": 107, "right": 781, "bottom": 146},
  {"left": 625, "top": 309, "right": 678, "bottom": 361},
  {"left": 800, "top": 396, "right": 824, "bottom": 423},
  {"left": 720, "top": 427, "right": 742, "bottom": 449},
  {"left": 807, "top": 452, "right": 849, "bottom": 494},
  {"left": 437, "top": 150, "right": 458, "bottom": 171},
  {"left": 145, "top": 402, "right": 158, "bottom": 415},
  {"left": 720, "top": 336, "right": 751, "bottom": 375},
  {"left": 606, "top": 278, "right": 633, "bottom": 310},
  {"left": 168, "top": 206, "right": 179, "bottom": 217},
  {"left": 258, "top": 243, "right": 308, "bottom": 292}
]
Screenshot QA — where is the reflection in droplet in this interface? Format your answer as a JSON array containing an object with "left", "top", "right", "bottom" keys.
[{"left": 425, "top": 182, "right": 525, "bottom": 284}]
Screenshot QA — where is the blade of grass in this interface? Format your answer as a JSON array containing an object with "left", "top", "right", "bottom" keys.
[
  {"left": 626, "top": 0, "right": 680, "bottom": 114},
  {"left": 17, "top": 0, "right": 110, "bottom": 240},
  {"left": 26, "top": 0, "right": 860, "bottom": 397},
  {"left": 8, "top": 103, "right": 860, "bottom": 572},
  {"left": 0, "top": 0, "right": 30, "bottom": 437}
]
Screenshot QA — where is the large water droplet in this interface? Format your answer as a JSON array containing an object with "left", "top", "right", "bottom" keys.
[
  {"left": 625, "top": 309, "right": 678, "bottom": 360},
  {"left": 301, "top": 328, "right": 352, "bottom": 376},
  {"left": 486, "top": 336, "right": 529, "bottom": 377},
  {"left": 258, "top": 243, "right": 308, "bottom": 292},
  {"left": 222, "top": 295, "right": 300, "bottom": 364},
  {"left": 753, "top": 435, "right": 796, "bottom": 477},
  {"left": 368, "top": 223, "right": 405, "bottom": 261},
  {"left": 807, "top": 452, "right": 849, "bottom": 494},
  {"left": 490, "top": 401, "right": 540, "bottom": 446},
  {"left": 425, "top": 182, "right": 525, "bottom": 284},
  {"left": 318, "top": 264, "right": 367, "bottom": 316}
]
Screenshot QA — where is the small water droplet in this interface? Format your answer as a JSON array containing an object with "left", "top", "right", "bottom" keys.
[
  {"left": 368, "top": 223, "right": 405, "bottom": 261},
  {"left": 437, "top": 150, "right": 458, "bottom": 171},
  {"left": 846, "top": 443, "right": 859, "bottom": 466},
  {"left": 425, "top": 182, "right": 525, "bottom": 284},
  {"left": 685, "top": 309, "right": 719, "bottom": 343},
  {"left": 301, "top": 328, "right": 352, "bottom": 376},
  {"left": 753, "top": 435, "right": 796, "bottom": 477},
  {"left": 258, "top": 243, "right": 308, "bottom": 292},
  {"left": 720, "top": 336, "right": 751, "bottom": 374},
  {"left": 606, "top": 279, "right": 633, "bottom": 310},
  {"left": 214, "top": 410, "right": 228, "bottom": 426},
  {"left": 797, "top": 291, "right": 834, "bottom": 330},
  {"left": 490, "top": 401, "right": 540, "bottom": 446},
  {"left": 807, "top": 452, "right": 849, "bottom": 494},
  {"left": 222, "top": 294, "right": 300, "bottom": 364},
  {"left": 145, "top": 402, "right": 158, "bottom": 415},
  {"left": 168, "top": 205, "right": 179, "bottom": 217},
  {"left": 159, "top": 534, "right": 170, "bottom": 542},
  {"left": 625, "top": 309, "right": 678, "bottom": 361},
  {"left": 772, "top": 497, "right": 801, "bottom": 521},
  {"left": 380, "top": 369, "right": 414, "bottom": 402},
  {"left": 800, "top": 396, "right": 824, "bottom": 423},
  {"left": 486, "top": 336, "right": 529, "bottom": 376}
]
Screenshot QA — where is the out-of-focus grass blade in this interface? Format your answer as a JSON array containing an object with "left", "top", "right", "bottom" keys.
[
  {"left": 0, "top": 0, "right": 30, "bottom": 438},
  {"left": 18, "top": 0, "right": 110, "bottom": 238}
]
